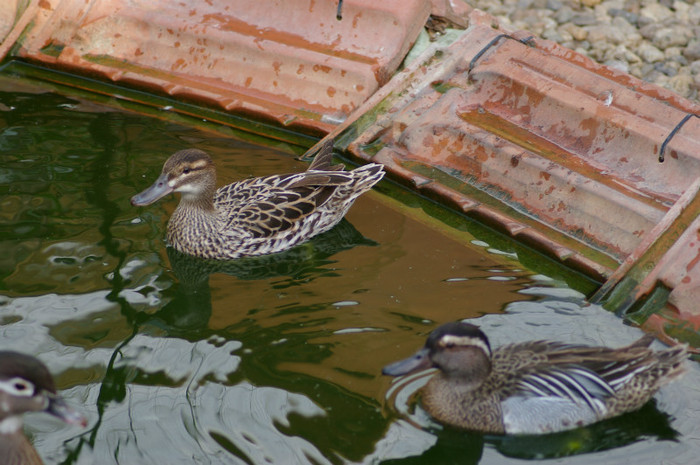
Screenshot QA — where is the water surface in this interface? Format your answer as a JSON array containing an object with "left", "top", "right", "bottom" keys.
[{"left": 0, "top": 75, "right": 698, "bottom": 465}]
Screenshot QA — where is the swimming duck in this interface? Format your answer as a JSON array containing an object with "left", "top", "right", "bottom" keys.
[
  {"left": 0, "top": 351, "right": 86, "bottom": 465},
  {"left": 131, "top": 140, "right": 384, "bottom": 260},
  {"left": 382, "top": 321, "right": 687, "bottom": 434}
]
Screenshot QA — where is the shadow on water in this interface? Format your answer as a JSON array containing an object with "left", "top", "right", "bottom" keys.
[
  {"left": 377, "top": 400, "right": 677, "bottom": 464},
  {"left": 487, "top": 400, "right": 678, "bottom": 459},
  {"left": 155, "top": 219, "right": 377, "bottom": 335},
  {"left": 59, "top": 112, "right": 142, "bottom": 464}
]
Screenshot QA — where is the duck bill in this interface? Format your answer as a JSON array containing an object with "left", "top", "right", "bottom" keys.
[
  {"left": 382, "top": 347, "right": 432, "bottom": 376},
  {"left": 131, "top": 173, "right": 172, "bottom": 206},
  {"left": 48, "top": 395, "right": 87, "bottom": 427}
]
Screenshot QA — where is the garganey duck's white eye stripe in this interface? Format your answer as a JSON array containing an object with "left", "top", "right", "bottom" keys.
[
  {"left": 0, "top": 377, "right": 35, "bottom": 397},
  {"left": 187, "top": 160, "right": 209, "bottom": 171},
  {"left": 439, "top": 335, "right": 491, "bottom": 355}
]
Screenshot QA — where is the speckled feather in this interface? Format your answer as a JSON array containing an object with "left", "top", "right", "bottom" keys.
[
  {"left": 132, "top": 140, "right": 384, "bottom": 260},
  {"left": 385, "top": 323, "right": 687, "bottom": 435}
]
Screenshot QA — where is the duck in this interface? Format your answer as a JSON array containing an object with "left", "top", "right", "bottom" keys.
[
  {"left": 131, "top": 139, "right": 384, "bottom": 260},
  {"left": 0, "top": 351, "right": 86, "bottom": 465},
  {"left": 382, "top": 321, "right": 687, "bottom": 435}
]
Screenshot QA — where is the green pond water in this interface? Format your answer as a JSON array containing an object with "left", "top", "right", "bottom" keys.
[{"left": 1, "top": 72, "right": 700, "bottom": 465}]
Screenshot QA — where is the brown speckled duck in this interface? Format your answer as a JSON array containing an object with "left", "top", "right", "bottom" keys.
[
  {"left": 383, "top": 322, "right": 687, "bottom": 434},
  {"left": 131, "top": 140, "right": 384, "bottom": 260},
  {"left": 0, "top": 351, "right": 86, "bottom": 465}
]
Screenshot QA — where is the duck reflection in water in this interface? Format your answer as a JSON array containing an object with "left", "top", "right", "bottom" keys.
[{"left": 153, "top": 219, "right": 377, "bottom": 333}]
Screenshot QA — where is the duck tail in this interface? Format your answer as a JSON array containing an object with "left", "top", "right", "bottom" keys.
[
  {"left": 654, "top": 343, "right": 688, "bottom": 385},
  {"left": 307, "top": 139, "right": 345, "bottom": 172},
  {"left": 351, "top": 163, "right": 385, "bottom": 192}
]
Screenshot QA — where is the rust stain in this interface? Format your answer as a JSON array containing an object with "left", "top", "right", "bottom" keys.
[
  {"left": 327, "top": 86, "right": 336, "bottom": 97},
  {"left": 199, "top": 13, "right": 378, "bottom": 65},
  {"left": 686, "top": 231, "right": 700, "bottom": 272},
  {"left": 313, "top": 64, "right": 332, "bottom": 73},
  {"left": 353, "top": 12, "right": 362, "bottom": 29},
  {"left": 38, "top": 0, "right": 51, "bottom": 8},
  {"left": 272, "top": 61, "right": 281, "bottom": 75},
  {"left": 172, "top": 58, "right": 186, "bottom": 71}
]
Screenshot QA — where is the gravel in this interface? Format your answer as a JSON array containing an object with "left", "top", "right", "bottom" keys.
[{"left": 462, "top": 0, "right": 700, "bottom": 101}]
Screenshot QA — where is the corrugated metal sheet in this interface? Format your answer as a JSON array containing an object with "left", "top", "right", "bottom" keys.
[{"left": 2, "top": 0, "right": 430, "bottom": 134}]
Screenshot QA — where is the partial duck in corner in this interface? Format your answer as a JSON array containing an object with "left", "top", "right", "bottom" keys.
[
  {"left": 382, "top": 321, "right": 687, "bottom": 434},
  {"left": 131, "top": 139, "right": 384, "bottom": 260},
  {"left": 0, "top": 351, "right": 86, "bottom": 465}
]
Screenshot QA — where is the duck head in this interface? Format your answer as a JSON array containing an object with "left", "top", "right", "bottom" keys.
[
  {"left": 382, "top": 321, "right": 493, "bottom": 380},
  {"left": 131, "top": 149, "right": 217, "bottom": 206},
  {"left": 0, "top": 351, "right": 86, "bottom": 430}
]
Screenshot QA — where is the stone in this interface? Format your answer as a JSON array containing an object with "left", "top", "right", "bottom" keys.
[
  {"left": 639, "top": 4, "right": 674, "bottom": 23},
  {"left": 604, "top": 60, "right": 630, "bottom": 73},
  {"left": 667, "top": 74, "right": 695, "bottom": 98},
  {"left": 637, "top": 42, "right": 665, "bottom": 63},
  {"left": 559, "top": 23, "right": 588, "bottom": 41},
  {"left": 689, "top": 60, "right": 700, "bottom": 75},
  {"left": 585, "top": 25, "right": 627, "bottom": 45},
  {"left": 684, "top": 40, "right": 700, "bottom": 61},
  {"left": 651, "top": 26, "right": 692, "bottom": 49},
  {"left": 689, "top": 5, "right": 700, "bottom": 26},
  {"left": 571, "top": 13, "right": 598, "bottom": 26},
  {"left": 554, "top": 6, "right": 575, "bottom": 23}
]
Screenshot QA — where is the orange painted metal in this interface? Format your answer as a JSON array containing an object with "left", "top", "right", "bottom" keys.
[
  {"left": 1, "top": 0, "right": 430, "bottom": 134},
  {"left": 321, "top": 9, "right": 700, "bottom": 325}
]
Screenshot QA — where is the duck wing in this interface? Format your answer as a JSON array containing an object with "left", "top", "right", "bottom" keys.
[
  {"left": 215, "top": 170, "right": 356, "bottom": 239},
  {"left": 497, "top": 336, "right": 660, "bottom": 409}
]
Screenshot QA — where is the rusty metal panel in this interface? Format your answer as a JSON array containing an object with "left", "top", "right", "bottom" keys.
[
  {"left": 3, "top": 0, "right": 430, "bottom": 134},
  {"left": 331, "top": 9, "right": 700, "bottom": 271}
]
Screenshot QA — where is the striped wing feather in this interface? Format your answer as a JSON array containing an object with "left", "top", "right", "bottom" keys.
[{"left": 499, "top": 335, "right": 660, "bottom": 410}]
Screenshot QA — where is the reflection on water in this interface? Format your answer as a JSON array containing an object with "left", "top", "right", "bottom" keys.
[{"left": 1, "top": 76, "right": 699, "bottom": 465}]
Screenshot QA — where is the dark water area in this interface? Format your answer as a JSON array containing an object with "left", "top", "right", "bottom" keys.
[{"left": 1, "top": 74, "right": 699, "bottom": 465}]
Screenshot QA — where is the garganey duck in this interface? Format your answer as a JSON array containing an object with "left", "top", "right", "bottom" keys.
[
  {"left": 0, "top": 351, "right": 86, "bottom": 465},
  {"left": 382, "top": 321, "right": 687, "bottom": 434},
  {"left": 131, "top": 140, "right": 384, "bottom": 260}
]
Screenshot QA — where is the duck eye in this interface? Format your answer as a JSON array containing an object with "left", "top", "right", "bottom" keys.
[
  {"left": 183, "top": 168, "right": 190, "bottom": 175},
  {"left": 1, "top": 377, "right": 35, "bottom": 397}
]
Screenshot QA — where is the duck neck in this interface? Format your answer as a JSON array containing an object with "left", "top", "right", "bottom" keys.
[
  {"left": 179, "top": 180, "right": 217, "bottom": 212},
  {"left": 0, "top": 416, "right": 22, "bottom": 435}
]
